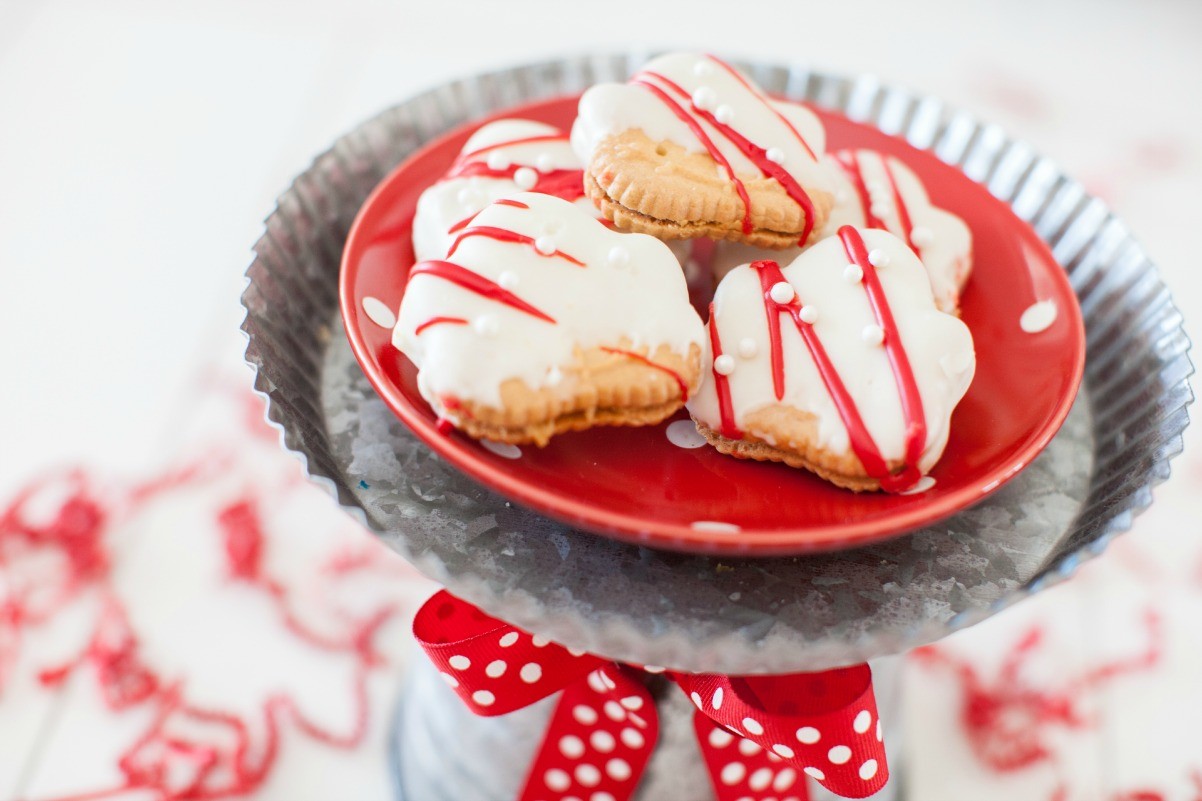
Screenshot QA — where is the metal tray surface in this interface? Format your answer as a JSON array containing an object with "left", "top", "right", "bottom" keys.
[{"left": 240, "top": 54, "right": 1192, "bottom": 673}]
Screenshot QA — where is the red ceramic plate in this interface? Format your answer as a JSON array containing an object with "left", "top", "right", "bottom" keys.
[{"left": 340, "top": 95, "right": 1085, "bottom": 556}]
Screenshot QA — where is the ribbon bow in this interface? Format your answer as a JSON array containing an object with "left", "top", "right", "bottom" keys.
[{"left": 414, "top": 591, "right": 888, "bottom": 800}]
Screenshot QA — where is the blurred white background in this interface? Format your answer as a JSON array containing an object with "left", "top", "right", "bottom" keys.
[{"left": 2, "top": 1, "right": 1200, "bottom": 799}]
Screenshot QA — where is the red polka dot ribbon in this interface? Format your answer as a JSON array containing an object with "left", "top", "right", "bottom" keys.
[{"left": 414, "top": 591, "right": 888, "bottom": 800}]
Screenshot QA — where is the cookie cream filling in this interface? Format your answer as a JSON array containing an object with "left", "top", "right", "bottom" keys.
[
  {"left": 688, "top": 228, "right": 975, "bottom": 487},
  {"left": 396, "top": 192, "right": 707, "bottom": 410}
]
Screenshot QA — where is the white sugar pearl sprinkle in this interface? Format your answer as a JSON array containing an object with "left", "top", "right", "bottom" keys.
[
  {"left": 798, "top": 305, "right": 819, "bottom": 324},
  {"left": 486, "top": 152, "right": 508, "bottom": 170},
  {"left": 843, "top": 263, "right": 864, "bottom": 283},
  {"left": 536, "top": 153, "right": 555, "bottom": 172},
  {"left": 720, "top": 762, "right": 746, "bottom": 785},
  {"left": 737, "top": 338, "right": 758, "bottom": 359},
  {"left": 545, "top": 768, "right": 571, "bottom": 792},
  {"left": 591, "top": 730, "right": 616, "bottom": 752},
  {"left": 560, "top": 735, "right": 585, "bottom": 759},
  {"left": 772, "top": 743, "right": 795, "bottom": 758},
  {"left": 828, "top": 745, "right": 852, "bottom": 764},
  {"left": 711, "top": 688, "right": 724, "bottom": 710},
  {"left": 485, "top": 660, "right": 507, "bottom": 678},
  {"left": 861, "top": 324, "right": 885, "bottom": 346},
  {"left": 620, "top": 728, "right": 645, "bottom": 749},
  {"left": 693, "top": 60, "right": 714, "bottom": 77},
  {"left": 805, "top": 766, "right": 826, "bottom": 780},
  {"left": 606, "top": 758, "right": 632, "bottom": 781},
  {"left": 534, "top": 236, "right": 556, "bottom": 255},
  {"left": 859, "top": 759, "right": 879, "bottom": 780},
  {"left": 713, "top": 355, "right": 735, "bottom": 376},
  {"left": 766, "top": 147, "right": 785, "bottom": 164},
  {"left": 520, "top": 663, "right": 542, "bottom": 683},
  {"left": 499, "top": 632, "right": 519, "bottom": 647},
  {"left": 854, "top": 710, "right": 873, "bottom": 734},
  {"left": 576, "top": 764, "right": 602, "bottom": 787},
  {"left": 742, "top": 717, "right": 764, "bottom": 736},
  {"left": 769, "top": 281, "right": 795, "bottom": 304},
  {"left": 472, "top": 690, "right": 495, "bottom": 707},
  {"left": 749, "top": 767, "right": 773, "bottom": 791},
  {"left": 867, "top": 248, "right": 890, "bottom": 267},
  {"left": 692, "top": 86, "right": 717, "bottom": 111},
  {"left": 574, "top": 705, "right": 598, "bottom": 725},
  {"left": 715, "top": 104, "right": 734, "bottom": 124},
  {"left": 607, "top": 246, "right": 630, "bottom": 267},
  {"left": 513, "top": 166, "right": 538, "bottom": 190},
  {"left": 796, "top": 726, "right": 821, "bottom": 744},
  {"left": 448, "top": 655, "right": 471, "bottom": 670}
]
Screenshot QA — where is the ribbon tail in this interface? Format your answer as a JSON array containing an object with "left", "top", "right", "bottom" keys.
[
  {"left": 518, "top": 665, "right": 658, "bottom": 801},
  {"left": 676, "top": 664, "right": 888, "bottom": 799},
  {"left": 694, "top": 710, "right": 811, "bottom": 801}
]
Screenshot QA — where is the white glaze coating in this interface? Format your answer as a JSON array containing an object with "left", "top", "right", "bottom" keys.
[
  {"left": 572, "top": 52, "right": 841, "bottom": 198},
  {"left": 412, "top": 119, "right": 596, "bottom": 262},
  {"left": 822, "top": 149, "right": 973, "bottom": 313},
  {"left": 688, "top": 228, "right": 975, "bottom": 472},
  {"left": 396, "top": 192, "right": 707, "bottom": 415}
]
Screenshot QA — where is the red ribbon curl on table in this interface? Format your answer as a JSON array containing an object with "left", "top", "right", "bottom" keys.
[{"left": 414, "top": 591, "right": 888, "bottom": 801}]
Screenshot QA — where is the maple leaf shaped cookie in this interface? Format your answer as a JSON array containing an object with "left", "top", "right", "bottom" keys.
[
  {"left": 687, "top": 226, "right": 976, "bottom": 492},
  {"left": 572, "top": 52, "right": 844, "bottom": 249},
  {"left": 395, "top": 192, "right": 706, "bottom": 445}
]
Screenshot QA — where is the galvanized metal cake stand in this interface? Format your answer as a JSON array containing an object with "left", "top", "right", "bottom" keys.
[{"left": 240, "top": 54, "right": 1192, "bottom": 801}]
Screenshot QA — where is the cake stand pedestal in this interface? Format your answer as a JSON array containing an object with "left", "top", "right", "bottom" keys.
[{"left": 240, "top": 54, "right": 1192, "bottom": 801}]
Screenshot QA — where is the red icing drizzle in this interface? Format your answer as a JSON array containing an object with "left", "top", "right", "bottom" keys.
[
  {"left": 448, "top": 200, "right": 530, "bottom": 236},
  {"left": 443, "top": 133, "right": 585, "bottom": 209},
  {"left": 705, "top": 54, "right": 817, "bottom": 161},
  {"left": 599, "top": 346, "right": 689, "bottom": 402},
  {"left": 447, "top": 225, "right": 585, "bottom": 267},
  {"left": 414, "top": 316, "right": 468, "bottom": 336},
  {"left": 409, "top": 260, "right": 556, "bottom": 324},
  {"left": 632, "top": 67, "right": 818, "bottom": 244},
  {"left": 739, "top": 226, "right": 927, "bottom": 491},
  {"left": 707, "top": 302, "right": 742, "bottom": 439},
  {"left": 452, "top": 133, "right": 570, "bottom": 169},
  {"left": 838, "top": 226, "right": 927, "bottom": 490},
  {"left": 835, "top": 151, "right": 918, "bottom": 254}
]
